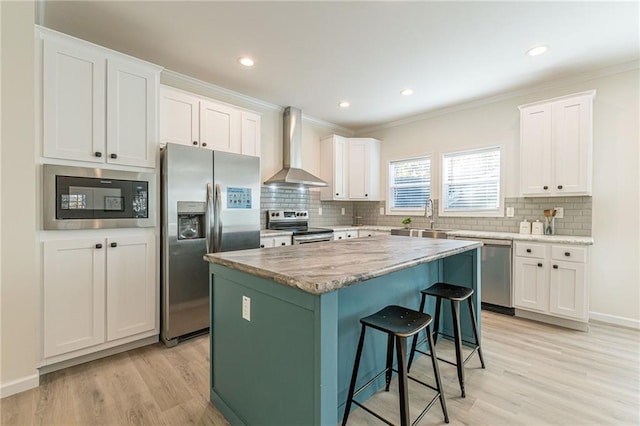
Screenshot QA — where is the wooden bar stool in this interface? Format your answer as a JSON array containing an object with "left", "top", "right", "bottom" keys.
[
  {"left": 342, "top": 305, "right": 449, "bottom": 426},
  {"left": 408, "top": 283, "right": 485, "bottom": 398}
]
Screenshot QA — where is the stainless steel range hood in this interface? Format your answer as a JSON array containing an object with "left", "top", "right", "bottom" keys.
[{"left": 264, "top": 107, "right": 328, "bottom": 187}]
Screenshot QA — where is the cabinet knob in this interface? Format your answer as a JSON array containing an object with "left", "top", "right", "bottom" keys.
[
  {"left": 202, "top": 142, "right": 207, "bottom": 147},
  {"left": 95, "top": 243, "right": 103, "bottom": 249},
  {"left": 281, "top": 242, "right": 286, "bottom": 246},
  {"left": 564, "top": 252, "right": 571, "bottom": 257},
  {"left": 110, "top": 242, "right": 118, "bottom": 248},
  {"left": 365, "top": 194, "right": 368, "bottom": 197},
  {"left": 193, "top": 141, "right": 198, "bottom": 145},
  {"left": 336, "top": 193, "right": 339, "bottom": 196},
  {"left": 543, "top": 185, "right": 548, "bottom": 190},
  {"left": 553, "top": 264, "right": 559, "bottom": 269},
  {"left": 338, "top": 236, "right": 342, "bottom": 239},
  {"left": 557, "top": 185, "right": 563, "bottom": 189},
  {"left": 260, "top": 244, "right": 265, "bottom": 248},
  {"left": 537, "top": 263, "right": 543, "bottom": 267},
  {"left": 110, "top": 153, "right": 118, "bottom": 159},
  {"left": 526, "top": 248, "right": 532, "bottom": 253},
  {"left": 95, "top": 151, "right": 102, "bottom": 158}
]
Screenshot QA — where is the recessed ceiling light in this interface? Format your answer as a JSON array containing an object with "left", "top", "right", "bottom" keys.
[
  {"left": 238, "top": 57, "right": 255, "bottom": 67},
  {"left": 526, "top": 45, "right": 548, "bottom": 57},
  {"left": 400, "top": 88, "right": 414, "bottom": 96},
  {"left": 338, "top": 101, "right": 350, "bottom": 108}
]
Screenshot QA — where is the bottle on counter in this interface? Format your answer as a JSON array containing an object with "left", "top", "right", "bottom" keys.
[{"left": 519, "top": 219, "right": 531, "bottom": 234}]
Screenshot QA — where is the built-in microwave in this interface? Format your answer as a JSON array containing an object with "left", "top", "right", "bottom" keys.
[{"left": 43, "top": 165, "right": 156, "bottom": 230}]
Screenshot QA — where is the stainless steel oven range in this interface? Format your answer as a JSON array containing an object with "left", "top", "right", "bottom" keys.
[{"left": 267, "top": 210, "right": 334, "bottom": 244}]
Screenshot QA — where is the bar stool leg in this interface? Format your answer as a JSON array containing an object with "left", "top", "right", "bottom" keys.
[
  {"left": 395, "top": 335, "right": 410, "bottom": 426},
  {"left": 432, "top": 296, "right": 442, "bottom": 344},
  {"left": 342, "top": 325, "right": 367, "bottom": 426},
  {"left": 450, "top": 299, "right": 465, "bottom": 398},
  {"left": 426, "top": 324, "right": 449, "bottom": 423},
  {"left": 408, "top": 293, "right": 427, "bottom": 372},
  {"left": 385, "top": 334, "right": 394, "bottom": 391},
  {"left": 467, "top": 297, "right": 486, "bottom": 369}
]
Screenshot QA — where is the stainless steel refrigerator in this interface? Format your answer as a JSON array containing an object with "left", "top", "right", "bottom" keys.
[{"left": 161, "top": 143, "right": 260, "bottom": 347}]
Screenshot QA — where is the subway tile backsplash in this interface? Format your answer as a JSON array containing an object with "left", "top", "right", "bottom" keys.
[{"left": 260, "top": 187, "right": 592, "bottom": 237}]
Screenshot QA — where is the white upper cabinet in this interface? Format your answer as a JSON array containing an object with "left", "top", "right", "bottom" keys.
[
  {"left": 320, "top": 135, "right": 381, "bottom": 201},
  {"left": 159, "top": 85, "right": 261, "bottom": 157},
  {"left": 40, "top": 28, "right": 161, "bottom": 168},
  {"left": 320, "top": 135, "right": 349, "bottom": 200},
  {"left": 519, "top": 91, "right": 595, "bottom": 196}
]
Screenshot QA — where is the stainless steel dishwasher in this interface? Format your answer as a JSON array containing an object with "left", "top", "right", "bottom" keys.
[{"left": 452, "top": 236, "right": 514, "bottom": 315}]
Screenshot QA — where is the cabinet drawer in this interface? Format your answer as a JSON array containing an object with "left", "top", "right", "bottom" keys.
[
  {"left": 515, "top": 242, "right": 547, "bottom": 259},
  {"left": 551, "top": 245, "right": 587, "bottom": 263}
]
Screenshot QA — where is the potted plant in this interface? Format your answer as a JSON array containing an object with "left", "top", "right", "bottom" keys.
[{"left": 401, "top": 217, "right": 412, "bottom": 228}]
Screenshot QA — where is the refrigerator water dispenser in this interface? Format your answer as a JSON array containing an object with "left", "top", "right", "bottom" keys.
[{"left": 177, "top": 201, "right": 205, "bottom": 240}]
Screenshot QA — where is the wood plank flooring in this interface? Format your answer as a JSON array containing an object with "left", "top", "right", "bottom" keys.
[{"left": 1, "top": 311, "right": 638, "bottom": 425}]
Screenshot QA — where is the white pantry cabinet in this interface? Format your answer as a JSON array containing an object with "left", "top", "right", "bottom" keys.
[
  {"left": 320, "top": 135, "right": 381, "bottom": 201},
  {"left": 43, "top": 232, "right": 156, "bottom": 360},
  {"left": 519, "top": 91, "right": 595, "bottom": 196},
  {"left": 260, "top": 235, "right": 291, "bottom": 248},
  {"left": 160, "top": 86, "right": 261, "bottom": 157},
  {"left": 40, "top": 28, "right": 161, "bottom": 168},
  {"left": 513, "top": 241, "right": 589, "bottom": 323}
]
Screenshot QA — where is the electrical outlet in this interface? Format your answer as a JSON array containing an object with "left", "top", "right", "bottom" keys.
[
  {"left": 341, "top": 208, "right": 345, "bottom": 215},
  {"left": 318, "top": 207, "right": 323, "bottom": 216},
  {"left": 242, "top": 296, "right": 251, "bottom": 321},
  {"left": 379, "top": 207, "right": 384, "bottom": 215},
  {"left": 506, "top": 207, "right": 514, "bottom": 217},
  {"left": 554, "top": 207, "right": 564, "bottom": 219}
]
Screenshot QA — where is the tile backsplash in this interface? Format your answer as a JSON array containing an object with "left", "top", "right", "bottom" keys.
[{"left": 260, "top": 187, "right": 592, "bottom": 236}]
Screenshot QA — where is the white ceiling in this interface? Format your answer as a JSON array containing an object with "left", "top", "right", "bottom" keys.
[{"left": 41, "top": 1, "right": 639, "bottom": 131}]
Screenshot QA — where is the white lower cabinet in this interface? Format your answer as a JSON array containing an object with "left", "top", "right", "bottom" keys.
[
  {"left": 43, "top": 232, "right": 156, "bottom": 360},
  {"left": 260, "top": 236, "right": 291, "bottom": 248},
  {"left": 357, "top": 230, "right": 389, "bottom": 238},
  {"left": 333, "top": 231, "right": 356, "bottom": 241},
  {"left": 513, "top": 242, "right": 589, "bottom": 322}
]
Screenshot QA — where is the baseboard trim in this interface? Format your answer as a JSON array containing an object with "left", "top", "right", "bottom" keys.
[
  {"left": 0, "top": 374, "right": 39, "bottom": 399},
  {"left": 515, "top": 309, "right": 589, "bottom": 331},
  {"left": 589, "top": 311, "right": 640, "bottom": 330}
]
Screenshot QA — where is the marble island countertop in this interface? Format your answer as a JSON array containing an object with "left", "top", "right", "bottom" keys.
[{"left": 205, "top": 235, "right": 481, "bottom": 295}]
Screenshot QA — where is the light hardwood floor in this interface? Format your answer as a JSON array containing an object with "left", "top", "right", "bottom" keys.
[{"left": 1, "top": 311, "right": 638, "bottom": 425}]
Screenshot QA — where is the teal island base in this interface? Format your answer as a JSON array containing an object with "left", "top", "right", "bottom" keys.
[{"left": 209, "top": 246, "right": 480, "bottom": 425}]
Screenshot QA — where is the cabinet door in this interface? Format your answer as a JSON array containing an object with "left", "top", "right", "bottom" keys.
[
  {"left": 199, "top": 100, "right": 241, "bottom": 152},
  {"left": 348, "top": 140, "right": 370, "bottom": 199},
  {"left": 43, "top": 38, "right": 106, "bottom": 163},
  {"left": 43, "top": 239, "right": 106, "bottom": 357},
  {"left": 106, "top": 58, "right": 158, "bottom": 168},
  {"left": 160, "top": 87, "right": 200, "bottom": 147},
  {"left": 551, "top": 96, "right": 592, "bottom": 195},
  {"left": 106, "top": 234, "right": 156, "bottom": 341},
  {"left": 260, "top": 238, "right": 275, "bottom": 248},
  {"left": 333, "top": 231, "right": 347, "bottom": 241},
  {"left": 513, "top": 256, "right": 548, "bottom": 312},
  {"left": 549, "top": 260, "right": 587, "bottom": 320},
  {"left": 520, "top": 104, "right": 552, "bottom": 195},
  {"left": 241, "top": 111, "right": 261, "bottom": 157},
  {"left": 273, "top": 236, "right": 291, "bottom": 247}
]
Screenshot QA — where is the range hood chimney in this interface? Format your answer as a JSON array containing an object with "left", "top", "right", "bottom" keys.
[{"left": 263, "top": 107, "right": 328, "bottom": 187}]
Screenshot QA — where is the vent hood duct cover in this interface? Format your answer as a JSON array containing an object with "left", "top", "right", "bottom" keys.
[{"left": 264, "top": 107, "right": 328, "bottom": 187}]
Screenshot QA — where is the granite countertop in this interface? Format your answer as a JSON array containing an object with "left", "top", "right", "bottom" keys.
[
  {"left": 205, "top": 235, "right": 481, "bottom": 295},
  {"left": 260, "top": 229, "right": 293, "bottom": 238},
  {"left": 446, "top": 230, "right": 594, "bottom": 245}
]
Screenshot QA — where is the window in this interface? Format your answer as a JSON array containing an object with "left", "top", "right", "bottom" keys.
[
  {"left": 441, "top": 147, "right": 502, "bottom": 216},
  {"left": 388, "top": 156, "right": 431, "bottom": 212}
]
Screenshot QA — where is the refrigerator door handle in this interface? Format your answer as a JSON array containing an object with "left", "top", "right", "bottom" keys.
[
  {"left": 214, "top": 183, "right": 223, "bottom": 252},
  {"left": 206, "top": 183, "right": 214, "bottom": 253}
]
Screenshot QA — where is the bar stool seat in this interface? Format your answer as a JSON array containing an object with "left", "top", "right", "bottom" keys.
[
  {"left": 408, "top": 283, "right": 485, "bottom": 398},
  {"left": 342, "top": 305, "right": 449, "bottom": 426}
]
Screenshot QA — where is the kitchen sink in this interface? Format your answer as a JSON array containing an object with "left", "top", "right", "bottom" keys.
[{"left": 390, "top": 228, "right": 451, "bottom": 239}]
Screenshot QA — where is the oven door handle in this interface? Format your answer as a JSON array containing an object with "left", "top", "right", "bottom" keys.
[{"left": 293, "top": 233, "right": 334, "bottom": 243}]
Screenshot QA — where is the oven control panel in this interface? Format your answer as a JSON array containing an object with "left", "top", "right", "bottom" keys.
[{"left": 267, "top": 210, "right": 309, "bottom": 223}]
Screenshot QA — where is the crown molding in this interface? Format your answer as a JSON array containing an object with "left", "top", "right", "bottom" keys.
[{"left": 356, "top": 60, "right": 640, "bottom": 135}]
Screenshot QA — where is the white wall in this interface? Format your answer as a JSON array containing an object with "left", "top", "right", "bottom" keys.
[
  {"left": 0, "top": 0, "right": 39, "bottom": 397},
  {"left": 360, "top": 67, "right": 640, "bottom": 326}
]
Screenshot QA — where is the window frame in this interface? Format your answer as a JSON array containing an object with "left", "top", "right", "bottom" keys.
[
  {"left": 386, "top": 154, "right": 432, "bottom": 216},
  {"left": 439, "top": 145, "right": 505, "bottom": 218}
]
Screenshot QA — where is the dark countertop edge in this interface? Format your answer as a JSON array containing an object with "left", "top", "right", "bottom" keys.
[{"left": 204, "top": 241, "right": 481, "bottom": 295}]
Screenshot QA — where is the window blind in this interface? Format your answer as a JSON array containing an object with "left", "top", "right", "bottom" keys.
[
  {"left": 389, "top": 157, "right": 431, "bottom": 209},
  {"left": 442, "top": 147, "right": 500, "bottom": 211}
]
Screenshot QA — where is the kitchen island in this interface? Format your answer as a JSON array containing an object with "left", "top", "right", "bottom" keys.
[{"left": 204, "top": 235, "right": 481, "bottom": 425}]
